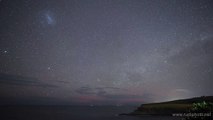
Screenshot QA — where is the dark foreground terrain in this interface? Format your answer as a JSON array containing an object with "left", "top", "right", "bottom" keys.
[{"left": 128, "top": 96, "right": 213, "bottom": 116}]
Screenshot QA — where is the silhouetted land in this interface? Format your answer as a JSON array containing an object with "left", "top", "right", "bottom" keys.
[{"left": 121, "top": 96, "right": 213, "bottom": 116}]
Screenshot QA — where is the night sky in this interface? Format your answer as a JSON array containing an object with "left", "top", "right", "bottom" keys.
[{"left": 0, "top": 0, "right": 213, "bottom": 105}]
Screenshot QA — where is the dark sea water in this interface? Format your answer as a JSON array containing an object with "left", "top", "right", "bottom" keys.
[{"left": 0, "top": 106, "right": 181, "bottom": 120}]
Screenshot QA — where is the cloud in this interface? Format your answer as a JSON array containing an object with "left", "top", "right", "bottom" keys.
[
  {"left": 103, "top": 94, "right": 142, "bottom": 99},
  {"left": 174, "top": 89, "right": 191, "bottom": 93},
  {"left": 75, "top": 86, "right": 120, "bottom": 96},
  {"left": 0, "top": 96, "right": 76, "bottom": 105},
  {"left": 55, "top": 80, "right": 70, "bottom": 84},
  {"left": 0, "top": 73, "right": 57, "bottom": 88},
  {"left": 75, "top": 86, "right": 154, "bottom": 103},
  {"left": 75, "top": 86, "right": 97, "bottom": 95},
  {"left": 101, "top": 93, "right": 155, "bottom": 103}
]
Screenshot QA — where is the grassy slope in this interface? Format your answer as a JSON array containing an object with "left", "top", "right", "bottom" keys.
[{"left": 131, "top": 96, "right": 213, "bottom": 115}]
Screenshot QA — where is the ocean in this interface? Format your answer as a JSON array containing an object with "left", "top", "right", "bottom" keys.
[{"left": 0, "top": 106, "right": 181, "bottom": 120}]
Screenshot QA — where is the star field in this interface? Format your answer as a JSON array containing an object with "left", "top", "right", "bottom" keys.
[{"left": 0, "top": 0, "right": 213, "bottom": 105}]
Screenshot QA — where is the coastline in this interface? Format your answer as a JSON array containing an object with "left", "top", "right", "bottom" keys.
[{"left": 120, "top": 96, "right": 213, "bottom": 117}]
